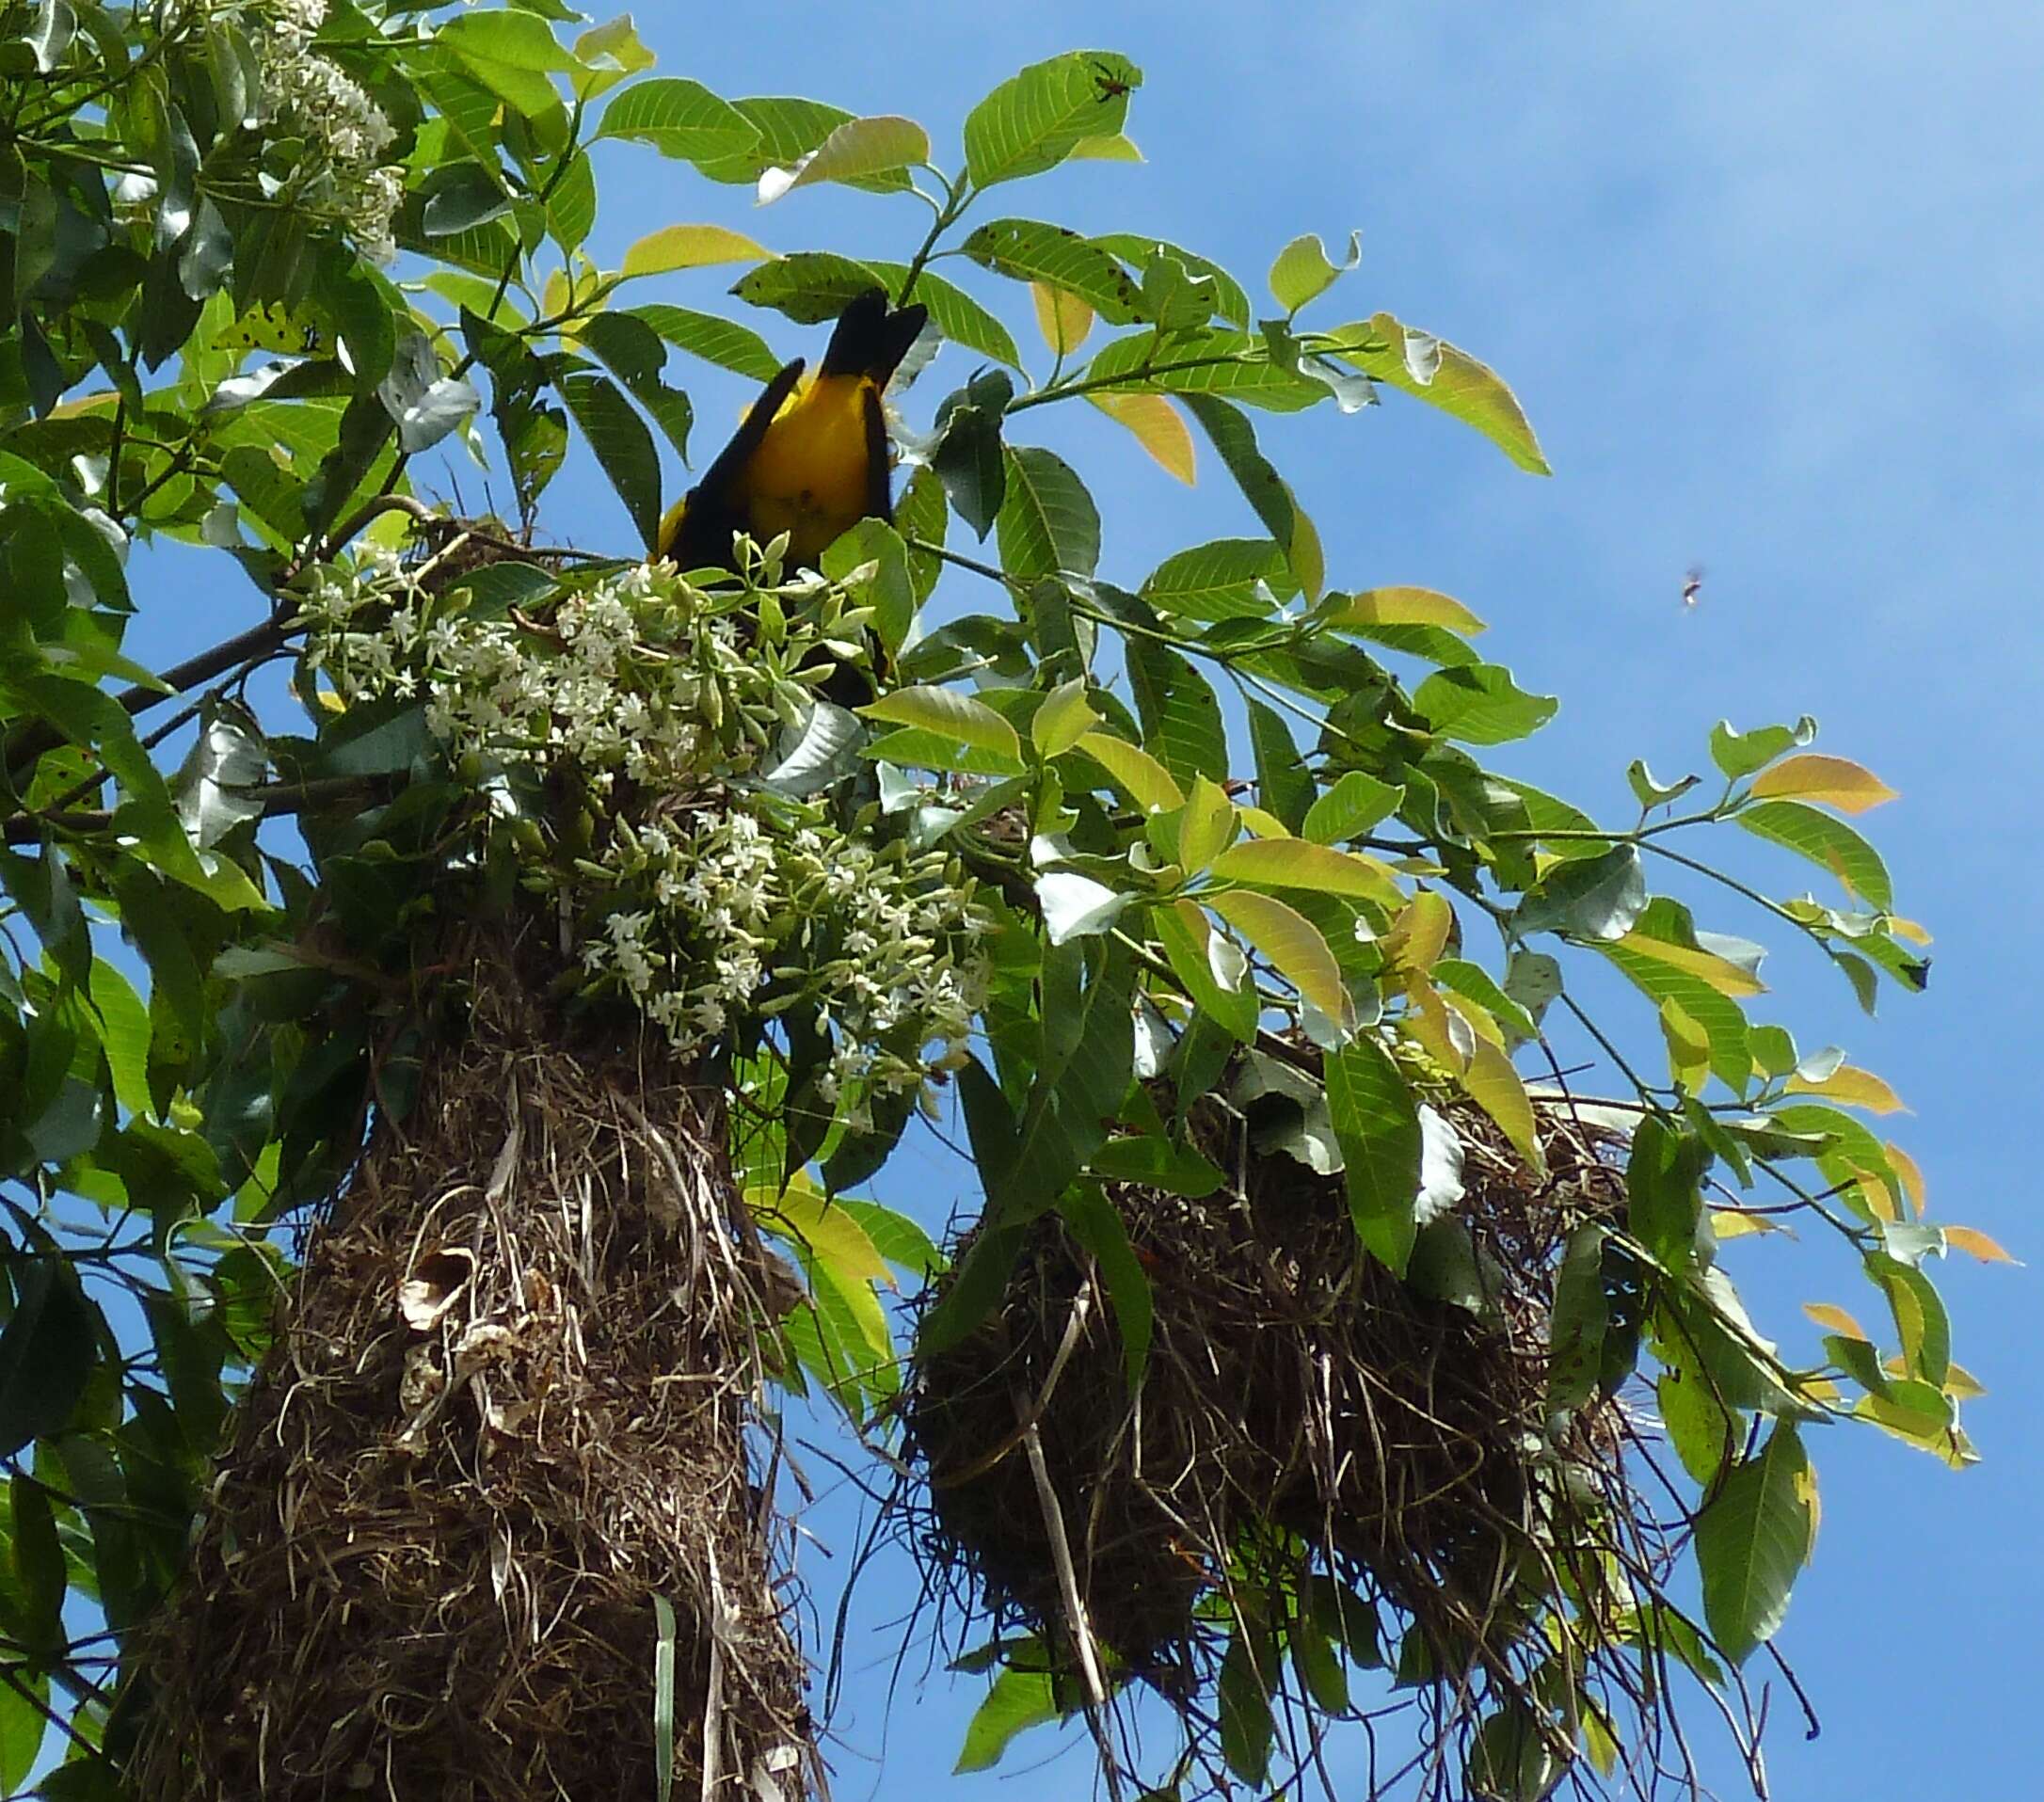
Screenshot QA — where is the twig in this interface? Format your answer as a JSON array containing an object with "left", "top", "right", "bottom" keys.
[{"left": 1014, "top": 1384, "right": 1123, "bottom": 1802}]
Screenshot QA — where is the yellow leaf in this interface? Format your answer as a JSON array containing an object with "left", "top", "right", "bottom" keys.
[
  {"left": 620, "top": 223, "right": 774, "bottom": 278},
  {"left": 1077, "top": 730, "right": 1184, "bottom": 812},
  {"left": 1235, "top": 805, "right": 1292, "bottom": 838},
  {"left": 1941, "top": 1360, "right": 1989, "bottom": 1400},
  {"left": 542, "top": 267, "right": 572, "bottom": 320},
  {"left": 1206, "top": 889, "right": 1349, "bottom": 1028},
  {"left": 1328, "top": 586, "right": 1487, "bottom": 635},
  {"left": 1176, "top": 775, "right": 1238, "bottom": 872},
  {"left": 1087, "top": 390, "right": 1195, "bottom": 484},
  {"left": 1461, "top": 1035, "right": 1544, "bottom": 1175},
  {"left": 1030, "top": 280, "right": 1094, "bottom": 355},
  {"left": 1401, "top": 978, "right": 1469, "bottom": 1076},
  {"left": 1886, "top": 915, "right": 1933, "bottom": 945},
  {"left": 1885, "top": 1141, "right": 1926, "bottom": 1215},
  {"left": 1791, "top": 1373, "right": 1843, "bottom": 1407},
  {"left": 1069, "top": 132, "right": 1143, "bottom": 162},
  {"left": 1803, "top": 1301, "right": 1869, "bottom": 1340},
  {"left": 1854, "top": 1394, "right": 1975, "bottom": 1467},
  {"left": 1381, "top": 890, "right": 1452, "bottom": 976},
  {"left": 1285, "top": 486, "right": 1324, "bottom": 602},
  {"left": 1030, "top": 677, "right": 1099, "bottom": 757},
  {"left": 1748, "top": 753, "right": 1899, "bottom": 814},
  {"left": 1784, "top": 1062, "right": 1908, "bottom": 1114},
  {"left": 1612, "top": 930, "right": 1766, "bottom": 998},
  {"left": 1441, "top": 991, "right": 1505, "bottom": 1049},
  {"left": 759, "top": 1172, "right": 893, "bottom": 1290},
  {"left": 1209, "top": 837, "right": 1402, "bottom": 907},
  {"left": 1710, "top": 1207, "right": 1780, "bottom": 1240},
  {"left": 1847, "top": 1164, "right": 1900, "bottom": 1223},
  {"left": 1944, "top": 1224, "right": 2020, "bottom": 1266},
  {"left": 1658, "top": 996, "right": 1712, "bottom": 1092}
]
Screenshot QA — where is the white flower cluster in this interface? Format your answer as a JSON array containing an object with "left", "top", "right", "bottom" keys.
[
  {"left": 593, "top": 809, "right": 989, "bottom": 1121},
  {"left": 247, "top": 0, "right": 405, "bottom": 262},
  {"left": 302, "top": 548, "right": 993, "bottom": 1118},
  {"left": 304, "top": 550, "right": 805, "bottom": 790}
]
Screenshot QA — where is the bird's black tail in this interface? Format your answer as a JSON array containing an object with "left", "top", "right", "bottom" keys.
[{"left": 819, "top": 287, "right": 928, "bottom": 387}]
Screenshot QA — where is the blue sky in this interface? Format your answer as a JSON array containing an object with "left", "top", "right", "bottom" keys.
[{"left": 125, "top": 3, "right": 2044, "bottom": 1795}]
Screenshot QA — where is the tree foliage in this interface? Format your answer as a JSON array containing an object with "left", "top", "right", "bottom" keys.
[{"left": 0, "top": 5, "right": 1987, "bottom": 1797}]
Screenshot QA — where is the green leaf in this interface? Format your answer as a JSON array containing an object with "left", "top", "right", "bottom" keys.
[
  {"left": 992, "top": 942, "right": 1138, "bottom": 1224},
  {"left": 1432, "top": 959, "right": 1537, "bottom": 1043},
  {"left": 0, "top": 1258, "right": 95, "bottom": 1458},
  {"left": 1246, "top": 698, "right": 1315, "bottom": 833},
  {"left": 88, "top": 956, "right": 152, "bottom": 1121},
  {"left": 1413, "top": 662, "right": 1557, "bottom": 745},
  {"left": 1086, "top": 327, "right": 1323, "bottom": 412},
  {"left": 1269, "top": 230, "right": 1361, "bottom": 315},
  {"left": 1735, "top": 799, "right": 1894, "bottom": 909},
  {"left": 830, "top": 1198, "right": 946, "bottom": 1279},
  {"left": 930, "top": 371, "right": 1012, "bottom": 538},
  {"left": 1323, "top": 1036, "right": 1422, "bottom": 1274},
  {"left": 757, "top": 114, "right": 930, "bottom": 201},
  {"left": 1323, "top": 312, "right": 1550, "bottom": 473},
  {"left": 1031, "top": 678, "right": 1100, "bottom": 758},
  {"left": 1511, "top": 844, "right": 1646, "bottom": 942},
  {"left": 996, "top": 445, "right": 1100, "bottom": 581},
  {"left": 1154, "top": 898, "right": 1258, "bottom": 1042},
  {"left": 1092, "top": 232, "right": 1251, "bottom": 327},
  {"left": 864, "top": 262, "right": 1021, "bottom": 369},
  {"left": 1626, "top": 1115, "right": 1705, "bottom": 1273},
  {"left": 1628, "top": 757, "right": 1701, "bottom": 810},
  {"left": 1305, "top": 771, "right": 1404, "bottom": 845},
  {"left": 1178, "top": 393, "right": 1322, "bottom": 595},
  {"left": 1545, "top": 1218, "right": 1610, "bottom": 1413},
  {"left": 1219, "top": 1630, "right": 1275, "bottom": 1784},
  {"left": 1059, "top": 1184, "right": 1155, "bottom": 1389},
  {"left": 962, "top": 51, "right": 1142, "bottom": 189},
  {"left": 954, "top": 1658, "right": 1062, "bottom": 1772},
  {"left": 1602, "top": 940, "right": 1752, "bottom": 1092},
  {"left": 692, "top": 95, "right": 912, "bottom": 192},
  {"left": 1141, "top": 537, "right": 1288, "bottom": 622},
  {"left": 961, "top": 218, "right": 1143, "bottom": 324},
  {"left": 0, "top": 1659, "right": 44, "bottom": 1791},
  {"left": 728, "top": 249, "right": 885, "bottom": 325},
  {"left": 1696, "top": 1422, "right": 1816, "bottom": 1665},
  {"left": 1657, "top": 1339, "right": 1740, "bottom": 1487},
  {"left": 626, "top": 303, "right": 781, "bottom": 383},
  {"left": 578, "top": 312, "right": 694, "bottom": 459},
  {"left": 1126, "top": 641, "right": 1227, "bottom": 784},
  {"left": 653, "top": 1591, "right": 677, "bottom": 1802},
  {"left": 596, "top": 77, "right": 759, "bottom": 166},
  {"left": 556, "top": 372, "right": 663, "bottom": 549},
  {"left": 859, "top": 687, "right": 1023, "bottom": 767},
  {"left": 437, "top": 10, "right": 575, "bottom": 119},
  {"left": 1709, "top": 716, "right": 1816, "bottom": 779}
]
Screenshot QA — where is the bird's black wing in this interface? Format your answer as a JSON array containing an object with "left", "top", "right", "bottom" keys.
[
  {"left": 667, "top": 356, "right": 806, "bottom": 568},
  {"left": 861, "top": 383, "right": 893, "bottom": 523}
]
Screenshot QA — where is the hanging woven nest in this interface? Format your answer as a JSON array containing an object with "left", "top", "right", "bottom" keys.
[
  {"left": 903, "top": 1051, "right": 1664, "bottom": 1794},
  {"left": 132, "top": 919, "right": 815, "bottom": 1801}
]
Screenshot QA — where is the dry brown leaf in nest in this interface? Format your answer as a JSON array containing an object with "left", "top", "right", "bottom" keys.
[{"left": 398, "top": 1246, "right": 475, "bottom": 1330}]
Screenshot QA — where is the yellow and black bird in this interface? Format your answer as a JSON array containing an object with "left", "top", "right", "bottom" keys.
[{"left": 658, "top": 287, "right": 928, "bottom": 575}]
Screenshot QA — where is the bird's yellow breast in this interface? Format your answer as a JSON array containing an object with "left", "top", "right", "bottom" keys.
[{"left": 732, "top": 374, "right": 876, "bottom": 566}]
